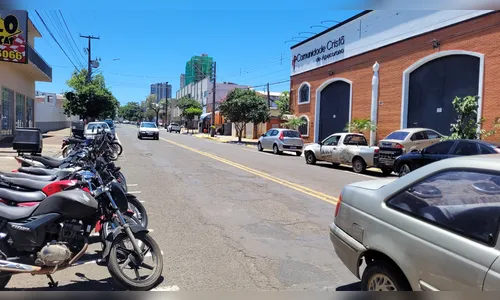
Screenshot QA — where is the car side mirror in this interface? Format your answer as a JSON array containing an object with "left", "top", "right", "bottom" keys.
[
  {"left": 261, "top": 134, "right": 265, "bottom": 137},
  {"left": 319, "top": 142, "right": 323, "bottom": 146}
]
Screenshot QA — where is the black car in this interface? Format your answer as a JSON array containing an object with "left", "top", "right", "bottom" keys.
[{"left": 394, "top": 139, "right": 500, "bottom": 177}]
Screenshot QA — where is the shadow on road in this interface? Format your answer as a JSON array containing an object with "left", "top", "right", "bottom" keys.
[
  {"left": 336, "top": 281, "right": 361, "bottom": 291},
  {"left": 314, "top": 163, "right": 397, "bottom": 178},
  {"left": 5, "top": 275, "right": 165, "bottom": 291}
]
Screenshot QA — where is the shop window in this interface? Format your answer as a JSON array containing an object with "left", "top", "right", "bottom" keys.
[
  {"left": 26, "top": 97, "right": 34, "bottom": 127},
  {"left": 16, "top": 93, "right": 25, "bottom": 128},
  {"left": 298, "top": 115, "right": 309, "bottom": 136},
  {"left": 1, "top": 87, "right": 14, "bottom": 136},
  {"left": 298, "top": 83, "right": 310, "bottom": 104}
]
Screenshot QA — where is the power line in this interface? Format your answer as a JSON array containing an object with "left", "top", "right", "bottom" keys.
[
  {"left": 45, "top": 11, "right": 83, "bottom": 68},
  {"left": 59, "top": 10, "right": 86, "bottom": 63},
  {"left": 35, "top": 10, "right": 79, "bottom": 70}
]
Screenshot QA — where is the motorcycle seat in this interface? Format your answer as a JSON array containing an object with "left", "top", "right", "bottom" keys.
[
  {"left": 0, "top": 175, "right": 50, "bottom": 191},
  {"left": 24, "top": 155, "right": 67, "bottom": 168},
  {"left": 0, "top": 172, "right": 56, "bottom": 181},
  {"left": 18, "top": 167, "right": 56, "bottom": 176},
  {"left": 0, "top": 202, "right": 39, "bottom": 221},
  {"left": 67, "top": 137, "right": 87, "bottom": 144},
  {"left": 0, "top": 188, "right": 46, "bottom": 203}
]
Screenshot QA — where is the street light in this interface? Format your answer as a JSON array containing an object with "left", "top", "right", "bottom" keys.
[{"left": 310, "top": 25, "right": 328, "bottom": 29}]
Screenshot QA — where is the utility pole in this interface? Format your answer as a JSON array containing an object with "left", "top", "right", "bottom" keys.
[
  {"left": 80, "top": 35, "right": 100, "bottom": 83},
  {"left": 210, "top": 61, "right": 217, "bottom": 137},
  {"left": 267, "top": 83, "right": 271, "bottom": 108}
]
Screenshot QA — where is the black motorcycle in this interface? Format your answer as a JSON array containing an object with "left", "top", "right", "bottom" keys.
[{"left": 0, "top": 176, "right": 163, "bottom": 290}]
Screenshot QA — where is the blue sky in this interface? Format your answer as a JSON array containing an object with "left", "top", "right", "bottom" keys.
[{"left": 30, "top": 8, "right": 361, "bottom": 105}]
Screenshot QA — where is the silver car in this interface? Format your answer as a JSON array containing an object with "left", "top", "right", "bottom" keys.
[
  {"left": 330, "top": 154, "right": 500, "bottom": 291},
  {"left": 257, "top": 128, "right": 304, "bottom": 156}
]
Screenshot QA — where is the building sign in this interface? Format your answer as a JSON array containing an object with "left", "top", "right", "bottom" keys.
[
  {"left": 292, "top": 36, "right": 345, "bottom": 72},
  {"left": 0, "top": 10, "right": 28, "bottom": 64}
]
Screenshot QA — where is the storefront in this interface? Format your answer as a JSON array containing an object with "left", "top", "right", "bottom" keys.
[{"left": 290, "top": 10, "right": 500, "bottom": 144}]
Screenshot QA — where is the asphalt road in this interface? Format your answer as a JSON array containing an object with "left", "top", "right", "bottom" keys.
[{"left": 5, "top": 124, "right": 391, "bottom": 291}]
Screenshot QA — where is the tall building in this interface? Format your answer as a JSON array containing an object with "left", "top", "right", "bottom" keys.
[
  {"left": 180, "top": 74, "right": 185, "bottom": 89},
  {"left": 150, "top": 82, "right": 172, "bottom": 102},
  {"left": 185, "top": 54, "right": 213, "bottom": 86}
]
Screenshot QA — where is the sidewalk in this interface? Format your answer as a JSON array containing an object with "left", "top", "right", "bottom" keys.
[
  {"left": 192, "top": 133, "right": 259, "bottom": 146},
  {"left": 0, "top": 127, "right": 71, "bottom": 172}
]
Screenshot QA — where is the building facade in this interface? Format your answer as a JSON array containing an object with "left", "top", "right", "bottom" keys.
[
  {"left": 184, "top": 54, "right": 213, "bottom": 86},
  {"left": 290, "top": 10, "right": 500, "bottom": 144},
  {"left": 35, "top": 93, "right": 78, "bottom": 133},
  {"left": 150, "top": 82, "right": 172, "bottom": 102},
  {"left": 180, "top": 74, "right": 185, "bottom": 89},
  {"left": 0, "top": 11, "right": 52, "bottom": 140}
]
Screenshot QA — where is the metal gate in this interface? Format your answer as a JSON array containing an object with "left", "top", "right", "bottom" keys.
[
  {"left": 408, "top": 54, "right": 479, "bottom": 135},
  {"left": 319, "top": 80, "right": 351, "bottom": 141}
]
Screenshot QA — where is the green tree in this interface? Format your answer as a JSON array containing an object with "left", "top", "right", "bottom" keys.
[
  {"left": 144, "top": 94, "right": 167, "bottom": 126},
  {"left": 344, "top": 118, "right": 377, "bottom": 135},
  {"left": 443, "top": 95, "right": 497, "bottom": 140},
  {"left": 282, "top": 116, "right": 306, "bottom": 130},
  {"left": 63, "top": 69, "right": 118, "bottom": 120},
  {"left": 118, "top": 101, "right": 142, "bottom": 122},
  {"left": 183, "top": 106, "right": 203, "bottom": 133},
  {"left": 275, "top": 91, "right": 291, "bottom": 119},
  {"left": 219, "top": 89, "right": 270, "bottom": 142},
  {"left": 176, "top": 96, "right": 203, "bottom": 132}
]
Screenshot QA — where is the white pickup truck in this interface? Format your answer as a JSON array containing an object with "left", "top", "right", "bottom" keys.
[{"left": 303, "top": 132, "right": 388, "bottom": 175}]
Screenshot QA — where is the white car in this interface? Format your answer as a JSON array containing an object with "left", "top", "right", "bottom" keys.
[
  {"left": 85, "top": 122, "right": 111, "bottom": 139},
  {"left": 167, "top": 123, "right": 181, "bottom": 133},
  {"left": 138, "top": 122, "right": 159, "bottom": 140}
]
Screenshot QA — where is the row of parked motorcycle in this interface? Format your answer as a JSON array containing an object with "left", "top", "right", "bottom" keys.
[{"left": 0, "top": 129, "right": 162, "bottom": 290}]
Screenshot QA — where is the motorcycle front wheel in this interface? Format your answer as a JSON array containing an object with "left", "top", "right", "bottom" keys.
[{"left": 107, "top": 232, "right": 163, "bottom": 291}]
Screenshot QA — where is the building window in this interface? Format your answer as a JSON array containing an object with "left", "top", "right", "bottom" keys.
[
  {"left": 298, "top": 82, "right": 310, "bottom": 104},
  {"left": 298, "top": 115, "right": 309, "bottom": 137},
  {"left": 15, "top": 93, "right": 25, "bottom": 128},
  {"left": 1, "top": 87, "right": 14, "bottom": 136}
]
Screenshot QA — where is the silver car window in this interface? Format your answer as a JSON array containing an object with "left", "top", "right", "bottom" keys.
[
  {"left": 323, "top": 135, "right": 340, "bottom": 146},
  {"left": 386, "top": 170, "right": 500, "bottom": 246}
]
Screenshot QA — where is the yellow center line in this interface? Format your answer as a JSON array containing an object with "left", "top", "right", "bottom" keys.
[{"left": 160, "top": 137, "right": 338, "bottom": 205}]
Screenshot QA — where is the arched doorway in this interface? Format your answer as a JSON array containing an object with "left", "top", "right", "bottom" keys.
[
  {"left": 315, "top": 79, "right": 352, "bottom": 142},
  {"left": 402, "top": 51, "right": 483, "bottom": 135}
]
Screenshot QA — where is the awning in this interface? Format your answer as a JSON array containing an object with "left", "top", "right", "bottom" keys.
[{"left": 199, "top": 113, "right": 211, "bottom": 120}]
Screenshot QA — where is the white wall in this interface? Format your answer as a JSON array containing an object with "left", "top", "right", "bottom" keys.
[{"left": 291, "top": 10, "right": 493, "bottom": 76}]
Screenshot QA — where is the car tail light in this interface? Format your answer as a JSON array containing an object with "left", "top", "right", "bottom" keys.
[
  {"left": 394, "top": 143, "right": 404, "bottom": 149},
  {"left": 374, "top": 148, "right": 379, "bottom": 154},
  {"left": 335, "top": 193, "right": 342, "bottom": 217},
  {"left": 279, "top": 131, "right": 284, "bottom": 141},
  {"left": 495, "top": 147, "right": 500, "bottom": 154}
]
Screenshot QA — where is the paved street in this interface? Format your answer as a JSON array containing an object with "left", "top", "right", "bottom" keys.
[{"left": 5, "top": 124, "right": 392, "bottom": 291}]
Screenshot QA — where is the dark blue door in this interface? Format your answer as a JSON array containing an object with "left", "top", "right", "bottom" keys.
[{"left": 319, "top": 81, "right": 350, "bottom": 141}]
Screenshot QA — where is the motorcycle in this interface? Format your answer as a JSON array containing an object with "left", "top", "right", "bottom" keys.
[{"left": 0, "top": 177, "right": 163, "bottom": 290}]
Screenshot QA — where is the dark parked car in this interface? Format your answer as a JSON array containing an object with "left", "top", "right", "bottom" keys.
[{"left": 394, "top": 139, "right": 500, "bottom": 177}]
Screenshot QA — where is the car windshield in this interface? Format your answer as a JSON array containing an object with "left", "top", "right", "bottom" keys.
[
  {"left": 87, "top": 123, "right": 109, "bottom": 131},
  {"left": 141, "top": 123, "right": 157, "bottom": 128},
  {"left": 170, "top": 123, "right": 179, "bottom": 126},
  {"left": 283, "top": 130, "right": 300, "bottom": 138},
  {"left": 385, "top": 131, "right": 409, "bottom": 141}
]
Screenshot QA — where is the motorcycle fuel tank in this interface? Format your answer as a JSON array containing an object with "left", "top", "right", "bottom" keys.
[{"left": 32, "top": 190, "right": 98, "bottom": 219}]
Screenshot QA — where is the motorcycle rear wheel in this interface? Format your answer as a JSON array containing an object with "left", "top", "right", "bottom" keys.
[{"left": 107, "top": 232, "right": 163, "bottom": 291}]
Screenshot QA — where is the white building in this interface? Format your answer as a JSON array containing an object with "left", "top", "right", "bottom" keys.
[{"left": 35, "top": 92, "right": 78, "bottom": 133}]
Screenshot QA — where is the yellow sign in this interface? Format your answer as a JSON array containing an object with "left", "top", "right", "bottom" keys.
[{"left": 0, "top": 10, "right": 27, "bottom": 64}]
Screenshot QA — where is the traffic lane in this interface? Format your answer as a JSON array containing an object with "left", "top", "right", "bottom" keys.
[
  {"left": 124, "top": 126, "right": 392, "bottom": 200},
  {"left": 116, "top": 126, "right": 359, "bottom": 290}
]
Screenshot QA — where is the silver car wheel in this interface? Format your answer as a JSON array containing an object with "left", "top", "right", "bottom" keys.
[
  {"left": 399, "top": 164, "right": 410, "bottom": 177},
  {"left": 368, "top": 274, "right": 397, "bottom": 291}
]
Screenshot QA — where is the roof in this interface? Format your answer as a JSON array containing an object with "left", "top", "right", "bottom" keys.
[
  {"left": 392, "top": 128, "right": 436, "bottom": 133},
  {"left": 290, "top": 10, "right": 372, "bottom": 50}
]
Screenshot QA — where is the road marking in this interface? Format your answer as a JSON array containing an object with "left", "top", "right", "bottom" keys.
[
  {"left": 152, "top": 285, "right": 180, "bottom": 291},
  {"left": 128, "top": 191, "right": 141, "bottom": 194},
  {"left": 127, "top": 184, "right": 138, "bottom": 187},
  {"left": 140, "top": 200, "right": 146, "bottom": 203},
  {"left": 160, "top": 137, "right": 338, "bottom": 205}
]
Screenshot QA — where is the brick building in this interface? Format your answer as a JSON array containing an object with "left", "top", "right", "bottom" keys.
[{"left": 290, "top": 10, "right": 500, "bottom": 144}]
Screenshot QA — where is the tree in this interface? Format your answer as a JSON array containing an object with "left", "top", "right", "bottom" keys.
[
  {"left": 118, "top": 101, "right": 142, "bottom": 121},
  {"left": 344, "top": 118, "right": 377, "bottom": 135},
  {"left": 63, "top": 69, "right": 118, "bottom": 120},
  {"left": 275, "top": 91, "right": 291, "bottom": 119},
  {"left": 219, "top": 89, "right": 270, "bottom": 142},
  {"left": 176, "top": 96, "right": 203, "bottom": 132},
  {"left": 443, "top": 95, "right": 498, "bottom": 140},
  {"left": 144, "top": 94, "right": 167, "bottom": 126},
  {"left": 282, "top": 116, "right": 306, "bottom": 130}
]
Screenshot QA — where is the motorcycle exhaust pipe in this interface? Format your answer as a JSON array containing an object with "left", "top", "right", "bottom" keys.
[{"left": 0, "top": 260, "right": 41, "bottom": 273}]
